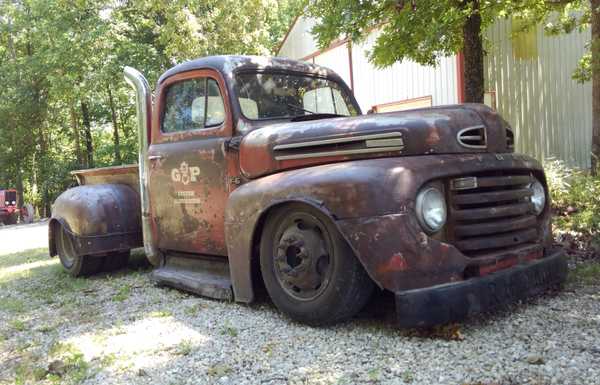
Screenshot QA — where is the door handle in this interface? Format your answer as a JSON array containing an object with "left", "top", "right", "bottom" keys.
[{"left": 148, "top": 155, "right": 163, "bottom": 161}]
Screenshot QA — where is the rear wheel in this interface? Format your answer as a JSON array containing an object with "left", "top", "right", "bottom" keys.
[
  {"left": 260, "top": 203, "right": 374, "bottom": 326},
  {"left": 55, "top": 224, "right": 102, "bottom": 277},
  {"left": 103, "top": 251, "right": 130, "bottom": 272}
]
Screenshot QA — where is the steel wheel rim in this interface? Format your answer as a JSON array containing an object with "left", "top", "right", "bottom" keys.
[
  {"left": 272, "top": 212, "right": 334, "bottom": 301},
  {"left": 57, "top": 227, "right": 76, "bottom": 268}
]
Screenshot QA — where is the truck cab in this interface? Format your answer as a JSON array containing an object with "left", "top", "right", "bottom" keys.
[{"left": 50, "top": 56, "right": 567, "bottom": 327}]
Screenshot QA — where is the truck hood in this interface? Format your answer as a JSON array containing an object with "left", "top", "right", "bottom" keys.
[{"left": 239, "top": 104, "right": 513, "bottom": 179}]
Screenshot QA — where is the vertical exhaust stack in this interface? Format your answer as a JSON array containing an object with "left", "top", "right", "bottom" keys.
[{"left": 124, "top": 66, "right": 161, "bottom": 266}]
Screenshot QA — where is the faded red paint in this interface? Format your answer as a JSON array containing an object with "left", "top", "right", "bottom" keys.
[
  {"left": 50, "top": 56, "right": 561, "bottom": 308},
  {"left": 378, "top": 253, "right": 409, "bottom": 274}
]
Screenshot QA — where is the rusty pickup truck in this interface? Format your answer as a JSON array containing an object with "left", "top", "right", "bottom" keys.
[{"left": 49, "top": 56, "right": 567, "bottom": 327}]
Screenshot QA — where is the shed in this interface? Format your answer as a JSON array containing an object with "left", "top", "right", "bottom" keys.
[{"left": 277, "top": 16, "right": 592, "bottom": 169}]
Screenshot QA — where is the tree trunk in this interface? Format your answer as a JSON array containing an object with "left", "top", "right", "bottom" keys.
[
  {"left": 81, "top": 101, "right": 94, "bottom": 168},
  {"left": 107, "top": 84, "right": 121, "bottom": 164},
  {"left": 462, "top": 0, "right": 484, "bottom": 103},
  {"left": 70, "top": 106, "right": 83, "bottom": 167},
  {"left": 591, "top": 0, "right": 600, "bottom": 174}
]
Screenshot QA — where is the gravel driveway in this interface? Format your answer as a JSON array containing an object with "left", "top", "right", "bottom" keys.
[{"left": 1, "top": 223, "right": 599, "bottom": 385}]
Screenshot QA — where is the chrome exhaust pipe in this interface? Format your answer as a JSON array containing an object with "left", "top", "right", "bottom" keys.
[{"left": 124, "top": 66, "right": 161, "bottom": 266}]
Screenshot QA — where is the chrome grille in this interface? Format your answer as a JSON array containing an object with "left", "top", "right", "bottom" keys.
[{"left": 448, "top": 173, "right": 539, "bottom": 257}]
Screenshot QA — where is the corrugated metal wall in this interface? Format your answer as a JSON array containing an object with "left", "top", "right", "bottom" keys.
[
  {"left": 312, "top": 44, "right": 352, "bottom": 89},
  {"left": 351, "top": 33, "right": 459, "bottom": 112},
  {"left": 277, "top": 17, "right": 318, "bottom": 60},
  {"left": 278, "top": 18, "right": 459, "bottom": 113},
  {"left": 485, "top": 19, "right": 592, "bottom": 168}
]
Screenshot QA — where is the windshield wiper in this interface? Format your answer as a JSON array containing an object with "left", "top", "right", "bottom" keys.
[{"left": 286, "top": 103, "right": 315, "bottom": 115}]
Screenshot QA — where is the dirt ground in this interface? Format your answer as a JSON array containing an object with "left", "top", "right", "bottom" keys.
[{"left": 1, "top": 222, "right": 599, "bottom": 385}]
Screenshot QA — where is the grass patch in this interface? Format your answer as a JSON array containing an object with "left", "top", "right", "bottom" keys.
[
  {"left": 149, "top": 310, "right": 172, "bottom": 318},
  {"left": 0, "top": 297, "right": 26, "bottom": 313},
  {"left": 207, "top": 363, "right": 232, "bottom": 377},
  {"left": 220, "top": 324, "right": 238, "bottom": 338},
  {"left": 568, "top": 262, "right": 600, "bottom": 286},
  {"left": 10, "top": 319, "right": 27, "bottom": 332},
  {"left": 174, "top": 340, "right": 194, "bottom": 356},
  {"left": 113, "top": 284, "right": 132, "bottom": 302},
  {"left": 48, "top": 342, "right": 92, "bottom": 384}
]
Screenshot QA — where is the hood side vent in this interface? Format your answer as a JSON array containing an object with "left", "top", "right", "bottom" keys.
[
  {"left": 457, "top": 125, "right": 487, "bottom": 149},
  {"left": 273, "top": 132, "right": 404, "bottom": 161},
  {"left": 506, "top": 129, "right": 515, "bottom": 150}
]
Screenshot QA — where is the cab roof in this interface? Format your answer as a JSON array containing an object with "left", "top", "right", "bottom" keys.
[{"left": 157, "top": 55, "right": 343, "bottom": 85}]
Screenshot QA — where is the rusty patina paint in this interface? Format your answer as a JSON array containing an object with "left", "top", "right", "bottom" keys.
[
  {"left": 225, "top": 152, "right": 551, "bottom": 302},
  {"left": 51, "top": 56, "right": 557, "bottom": 311},
  {"left": 49, "top": 183, "right": 142, "bottom": 257},
  {"left": 239, "top": 104, "right": 511, "bottom": 179}
]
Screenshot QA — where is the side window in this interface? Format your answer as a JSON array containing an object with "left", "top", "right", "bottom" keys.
[{"left": 162, "top": 77, "right": 225, "bottom": 133}]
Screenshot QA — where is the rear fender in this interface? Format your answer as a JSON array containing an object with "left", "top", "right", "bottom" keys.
[{"left": 49, "top": 184, "right": 143, "bottom": 257}]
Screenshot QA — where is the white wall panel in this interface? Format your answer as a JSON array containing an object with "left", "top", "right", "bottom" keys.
[
  {"left": 485, "top": 19, "right": 592, "bottom": 168},
  {"left": 277, "top": 17, "right": 318, "bottom": 60},
  {"left": 351, "top": 32, "right": 459, "bottom": 113},
  {"left": 312, "top": 43, "right": 352, "bottom": 89}
]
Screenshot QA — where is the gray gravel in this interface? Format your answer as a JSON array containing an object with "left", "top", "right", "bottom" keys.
[{"left": 1, "top": 223, "right": 599, "bottom": 385}]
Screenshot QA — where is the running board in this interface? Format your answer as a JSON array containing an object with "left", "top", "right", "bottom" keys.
[{"left": 150, "top": 254, "right": 233, "bottom": 301}]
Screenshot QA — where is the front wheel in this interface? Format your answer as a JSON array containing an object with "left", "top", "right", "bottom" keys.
[
  {"left": 55, "top": 224, "right": 102, "bottom": 277},
  {"left": 260, "top": 203, "right": 374, "bottom": 326},
  {"left": 4, "top": 213, "right": 17, "bottom": 225}
]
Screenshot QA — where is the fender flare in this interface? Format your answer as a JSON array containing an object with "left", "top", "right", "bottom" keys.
[
  {"left": 224, "top": 160, "right": 400, "bottom": 303},
  {"left": 49, "top": 184, "right": 143, "bottom": 258},
  {"left": 226, "top": 196, "right": 349, "bottom": 303}
]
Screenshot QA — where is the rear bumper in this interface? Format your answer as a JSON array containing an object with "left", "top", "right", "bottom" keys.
[{"left": 395, "top": 248, "right": 567, "bottom": 328}]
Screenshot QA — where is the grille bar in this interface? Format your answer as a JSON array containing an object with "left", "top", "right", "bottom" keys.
[
  {"left": 452, "top": 202, "right": 533, "bottom": 221},
  {"left": 453, "top": 188, "right": 532, "bottom": 205},
  {"left": 454, "top": 215, "right": 537, "bottom": 237},
  {"left": 454, "top": 228, "right": 538, "bottom": 251},
  {"left": 449, "top": 173, "right": 540, "bottom": 258}
]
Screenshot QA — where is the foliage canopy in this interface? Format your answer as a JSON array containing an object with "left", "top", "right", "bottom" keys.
[{"left": 0, "top": 0, "right": 303, "bottom": 215}]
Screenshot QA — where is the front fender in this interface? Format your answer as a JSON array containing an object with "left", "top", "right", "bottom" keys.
[
  {"left": 49, "top": 184, "right": 142, "bottom": 257},
  {"left": 225, "top": 153, "right": 546, "bottom": 302}
]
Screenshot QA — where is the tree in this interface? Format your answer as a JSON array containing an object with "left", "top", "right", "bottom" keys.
[
  {"left": 307, "top": 0, "right": 556, "bottom": 103},
  {"left": 0, "top": 0, "right": 303, "bottom": 215}
]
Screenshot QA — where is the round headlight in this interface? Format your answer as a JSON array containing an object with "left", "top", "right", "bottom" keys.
[
  {"left": 530, "top": 179, "right": 546, "bottom": 215},
  {"left": 416, "top": 187, "right": 447, "bottom": 233},
  {"left": 11, "top": 201, "right": 16, "bottom": 205},
  {"left": 4, "top": 201, "right": 8, "bottom": 205}
]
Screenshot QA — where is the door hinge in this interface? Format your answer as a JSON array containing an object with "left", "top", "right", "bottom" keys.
[{"left": 225, "top": 136, "right": 242, "bottom": 152}]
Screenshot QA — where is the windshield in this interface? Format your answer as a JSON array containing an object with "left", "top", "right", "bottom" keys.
[{"left": 234, "top": 72, "right": 358, "bottom": 120}]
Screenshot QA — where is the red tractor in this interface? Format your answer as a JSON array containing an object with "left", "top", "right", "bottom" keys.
[{"left": 0, "top": 189, "right": 34, "bottom": 225}]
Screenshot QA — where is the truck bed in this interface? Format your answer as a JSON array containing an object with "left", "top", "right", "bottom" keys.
[{"left": 71, "top": 164, "right": 139, "bottom": 192}]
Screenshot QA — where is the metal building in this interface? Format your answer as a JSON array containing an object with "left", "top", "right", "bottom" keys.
[{"left": 277, "top": 16, "right": 592, "bottom": 169}]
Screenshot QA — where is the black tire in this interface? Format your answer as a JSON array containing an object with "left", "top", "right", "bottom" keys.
[
  {"left": 102, "top": 251, "right": 130, "bottom": 272},
  {"left": 55, "top": 224, "right": 102, "bottom": 277},
  {"left": 260, "top": 203, "right": 374, "bottom": 326},
  {"left": 5, "top": 213, "right": 17, "bottom": 225}
]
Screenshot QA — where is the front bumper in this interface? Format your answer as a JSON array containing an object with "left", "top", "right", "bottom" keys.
[{"left": 395, "top": 248, "right": 567, "bottom": 328}]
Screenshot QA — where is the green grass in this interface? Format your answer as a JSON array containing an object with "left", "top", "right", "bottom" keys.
[
  {"left": 174, "top": 339, "right": 194, "bottom": 356},
  {"left": 148, "top": 310, "right": 172, "bottom": 318},
  {"left": 220, "top": 324, "right": 238, "bottom": 338},
  {"left": 113, "top": 284, "right": 132, "bottom": 302},
  {"left": 10, "top": 319, "right": 27, "bottom": 332},
  {"left": 568, "top": 262, "right": 600, "bottom": 286},
  {"left": 0, "top": 297, "right": 26, "bottom": 313}
]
